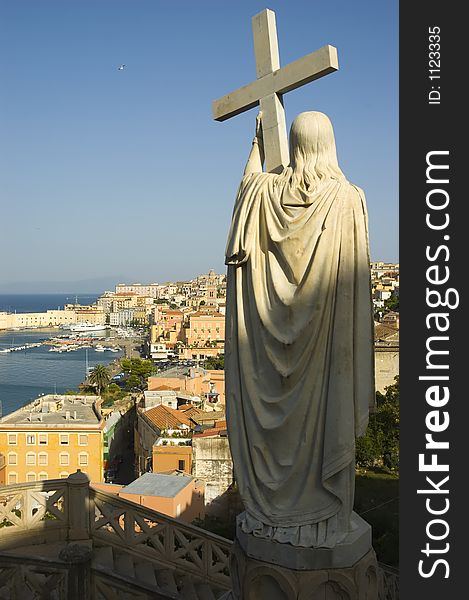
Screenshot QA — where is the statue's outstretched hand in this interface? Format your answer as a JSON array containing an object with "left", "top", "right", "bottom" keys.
[
  {"left": 255, "top": 111, "right": 263, "bottom": 143},
  {"left": 244, "top": 111, "right": 265, "bottom": 175}
]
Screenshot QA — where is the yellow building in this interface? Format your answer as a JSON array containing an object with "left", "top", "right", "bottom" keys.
[
  {"left": 111, "top": 293, "right": 139, "bottom": 311},
  {"left": 75, "top": 309, "right": 106, "bottom": 324},
  {"left": 115, "top": 283, "right": 160, "bottom": 298},
  {"left": 184, "top": 311, "right": 225, "bottom": 347},
  {"left": 0, "top": 310, "right": 77, "bottom": 330},
  {"left": 0, "top": 394, "right": 105, "bottom": 485},
  {"left": 64, "top": 304, "right": 106, "bottom": 325},
  {"left": 150, "top": 308, "right": 185, "bottom": 345}
]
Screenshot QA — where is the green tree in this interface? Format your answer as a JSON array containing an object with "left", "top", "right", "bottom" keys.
[
  {"left": 384, "top": 295, "right": 399, "bottom": 312},
  {"left": 106, "top": 383, "right": 121, "bottom": 395},
  {"left": 101, "top": 383, "right": 127, "bottom": 407},
  {"left": 120, "top": 357, "right": 155, "bottom": 390},
  {"left": 88, "top": 364, "right": 111, "bottom": 395},
  {"left": 126, "top": 374, "right": 141, "bottom": 391},
  {"left": 356, "top": 376, "right": 399, "bottom": 470},
  {"left": 203, "top": 355, "right": 225, "bottom": 370}
]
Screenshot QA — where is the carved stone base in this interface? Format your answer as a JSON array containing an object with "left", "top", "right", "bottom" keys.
[
  {"left": 225, "top": 514, "right": 382, "bottom": 599},
  {"left": 236, "top": 511, "right": 373, "bottom": 571}
]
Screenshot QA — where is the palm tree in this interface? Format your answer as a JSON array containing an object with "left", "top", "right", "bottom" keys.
[{"left": 89, "top": 364, "right": 110, "bottom": 395}]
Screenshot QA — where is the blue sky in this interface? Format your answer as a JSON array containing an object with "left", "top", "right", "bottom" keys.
[{"left": 0, "top": 0, "right": 398, "bottom": 292}]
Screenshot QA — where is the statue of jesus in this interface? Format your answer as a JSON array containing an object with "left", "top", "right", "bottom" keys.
[{"left": 224, "top": 111, "right": 375, "bottom": 549}]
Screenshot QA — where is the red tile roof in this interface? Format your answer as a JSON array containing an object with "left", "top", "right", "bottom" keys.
[
  {"left": 152, "top": 385, "right": 179, "bottom": 391},
  {"left": 193, "top": 422, "right": 228, "bottom": 438},
  {"left": 144, "top": 405, "right": 193, "bottom": 431},
  {"left": 195, "top": 410, "right": 226, "bottom": 423},
  {"left": 375, "top": 323, "right": 399, "bottom": 342},
  {"left": 181, "top": 407, "right": 204, "bottom": 420}
]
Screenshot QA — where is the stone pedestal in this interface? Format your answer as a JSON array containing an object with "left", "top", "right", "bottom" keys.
[
  {"left": 225, "top": 512, "right": 381, "bottom": 600},
  {"left": 59, "top": 543, "right": 93, "bottom": 600}
]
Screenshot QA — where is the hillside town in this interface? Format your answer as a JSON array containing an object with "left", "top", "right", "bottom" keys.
[{"left": 0, "top": 262, "right": 399, "bottom": 508}]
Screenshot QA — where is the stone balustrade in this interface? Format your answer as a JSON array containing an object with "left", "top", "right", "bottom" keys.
[
  {"left": 0, "top": 470, "right": 231, "bottom": 598},
  {"left": 0, "top": 471, "right": 398, "bottom": 599}
]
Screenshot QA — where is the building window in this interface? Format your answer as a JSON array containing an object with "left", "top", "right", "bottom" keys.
[
  {"left": 38, "top": 453, "right": 48, "bottom": 466},
  {"left": 26, "top": 434, "right": 36, "bottom": 445},
  {"left": 178, "top": 460, "right": 186, "bottom": 471},
  {"left": 8, "top": 473, "right": 17, "bottom": 485},
  {"left": 59, "top": 453, "right": 69, "bottom": 466},
  {"left": 26, "top": 453, "right": 36, "bottom": 466},
  {"left": 78, "top": 453, "right": 88, "bottom": 467},
  {"left": 38, "top": 434, "right": 48, "bottom": 445},
  {"left": 26, "top": 472, "right": 36, "bottom": 482},
  {"left": 7, "top": 434, "right": 17, "bottom": 445},
  {"left": 59, "top": 472, "right": 69, "bottom": 479},
  {"left": 38, "top": 472, "right": 48, "bottom": 481},
  {"left": 8, "top": 452, "right": 17, "bottom": 466},
  {"left": 59, "top": 434, "right": 69, "bottom": 445},
  {"left": 78, "top": 434, "right": 88, "bottom": 446}
]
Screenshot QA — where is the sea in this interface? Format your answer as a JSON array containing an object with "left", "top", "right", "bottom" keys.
[
  {"left": 0, "top": 294, "right": 122, "bottom": 418},
  {"left": 0, "top": 293, "right": 99, "bottom": 314}
]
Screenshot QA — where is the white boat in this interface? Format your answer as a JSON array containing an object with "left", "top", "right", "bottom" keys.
[{"left": 70, "top": 322, "right": 108, "bottom": 333}]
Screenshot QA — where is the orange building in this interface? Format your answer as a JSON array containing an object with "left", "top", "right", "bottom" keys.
[
  {"left": 183, "top": 311, "right": 225, "bottom": 347},
  {"left": 148, "top": 368, "right": 225, "bottom": 405},
  {"left": 152, "top": 445, "right": 193, "bottom": 475},
  {"left": 150, "top": 308, "right": 185, "bottom": 346},
  {"left": 135, "top": 404, "right": 195, "bottom": 477},
  {"left": 93, "top": 472, "right": 205, "bottom": 523},
  {"left": 0, "top": 395, "right": 105, "bottom": 485}
]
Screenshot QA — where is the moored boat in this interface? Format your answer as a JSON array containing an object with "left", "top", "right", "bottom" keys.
[{"left": 70, "top": 322, "right": 108, "bottom": 333}]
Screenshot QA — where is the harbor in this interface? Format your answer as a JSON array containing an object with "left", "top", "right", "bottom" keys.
[
  {"left": 0, "top": 327, "right": 144, "bottom": 418},
  {"left": 0, "top": 333, "right": 124, "bottom": 355}
]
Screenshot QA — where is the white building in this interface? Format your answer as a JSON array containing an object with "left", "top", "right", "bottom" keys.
[
  {"left": 149, "top": 343, "right": 168, "bottom": 361},
  {"left": 115, "top": 283, "right": 160, "bottom": 298}
]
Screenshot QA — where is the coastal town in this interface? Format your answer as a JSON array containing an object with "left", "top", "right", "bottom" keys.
[
  {"left": 0, "top": 262, "right": 399, "bottom": 492},
  {"left": 0, "top": 0, "right": 407, "bottom": 595},
  {"left": 0, "top": 262, "right": 400, "bottom": 596}
]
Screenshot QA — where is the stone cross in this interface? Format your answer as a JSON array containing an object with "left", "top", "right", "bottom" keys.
[{"left": 212, "top": 9, "right": 339, "bottom": 173}]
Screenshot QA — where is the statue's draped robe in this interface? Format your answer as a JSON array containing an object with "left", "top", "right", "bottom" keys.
[{"left": 225, "top": 171, "right": 374, "bottom": 548}]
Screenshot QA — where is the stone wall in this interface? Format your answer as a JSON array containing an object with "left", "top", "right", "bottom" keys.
[
  {"left": 374, "top": 346, "right": 399, "bottom": 393},
  {"left": 192, "top": 436, "right": 233, "bottom": 511}
]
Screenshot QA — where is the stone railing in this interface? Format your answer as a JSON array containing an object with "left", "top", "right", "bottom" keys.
[
  {"left": 0, "top": 477, "right": 70, "bottom": 551},
  {"left": 0, "top": 472, "right": 398, "bottom": 599},
  {"left": 0, "top": 471, "right": 231, "bottom": 594},
  {"left": 91, "top": 487, "right": 231, "bottom": 588}
]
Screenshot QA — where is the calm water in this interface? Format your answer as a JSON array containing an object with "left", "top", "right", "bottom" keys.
[
  {"left": 0, "top": 329, "right": 122, "bottom": 417},
  {"left": 0, "top": 294, "right": 99, "bottom": 313},
  {"left": 0, "top": 293, "right": 121, "bottom": 417}
]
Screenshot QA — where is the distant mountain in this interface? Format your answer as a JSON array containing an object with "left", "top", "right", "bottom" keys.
[{"left": 0, "top": 276, "right": 127, "bottom": 294}]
